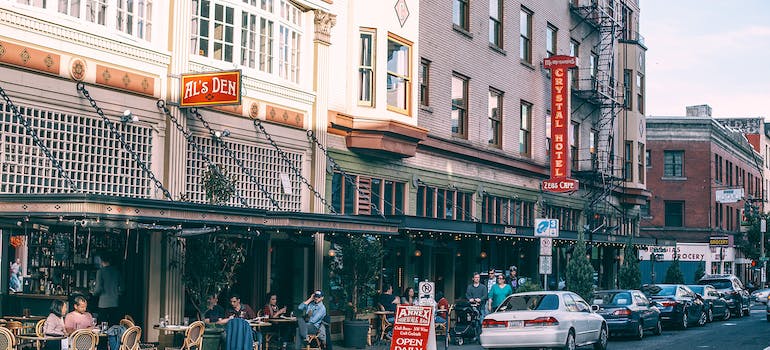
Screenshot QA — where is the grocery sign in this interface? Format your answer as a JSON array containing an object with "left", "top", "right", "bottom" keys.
[
  {"left": 180, "top": 70, "right": 242, "bottom": 107},
  {"left": 542, "top": 55, "right": 578, "bottom": 193}
]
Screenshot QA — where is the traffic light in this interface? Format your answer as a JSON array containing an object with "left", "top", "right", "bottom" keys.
[{"left": 751, "top": 260, "right": 758, "bottom": 268}]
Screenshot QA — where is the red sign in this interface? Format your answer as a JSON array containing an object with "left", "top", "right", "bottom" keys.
[
  {"left": 543, "top": 55, "right": 579, "bottom": 193},
  {"left": 390, "top": 305, "right": 433, "bottom": 350},
  {"left": 180, "top": 70, "right": 242, "bottom": 107}
]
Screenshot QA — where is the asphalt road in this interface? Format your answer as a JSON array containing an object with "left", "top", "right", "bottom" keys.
[{"left": 398, "top": 304, "right": 770, "bottom": 350}]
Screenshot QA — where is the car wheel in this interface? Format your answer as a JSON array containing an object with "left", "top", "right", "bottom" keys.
[
  {"left": 593, "top": 326, "right": 608, "bottom": 350},
  {"left": 457, "top": 338, "right": 463, "bottom": 346},
  {"left": 723, "top": 307, "right": 731, "bottom": 321},
  {"left": 653, "top": 319, "right": 663, "bottom": 336},
  {"left": 734, "top": 302, "right": 743, "bottom": 318},
  {"left": 563, "top": 330, "right": 576, "bottom": 350},
  {"left": 680, "top": 310, "right": 689, "bottom": 329},
  {"left": 698, "top": 311, "right": 707, "bottom": 326},
  {"left": 706, "top": 307, "right": 713, "bottom": 322},
  {"left": 635, "top": 322, "right": 644, "bottom": 340},
  {"left": 743, "top": 302, "right": 750, "bottom": 316}
]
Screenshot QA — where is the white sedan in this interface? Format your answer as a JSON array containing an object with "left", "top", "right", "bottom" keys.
[{"left": 480, "top": 291, "right": 608, "bottom": 350}]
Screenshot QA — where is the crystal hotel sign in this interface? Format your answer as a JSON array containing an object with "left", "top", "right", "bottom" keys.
[{"left": 542, "top": 56, "right": 578, "bottom": 193}]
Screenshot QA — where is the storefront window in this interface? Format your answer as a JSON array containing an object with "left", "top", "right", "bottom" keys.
[{"left": 331, "top": 172, "right": 405, "bottom": 215}]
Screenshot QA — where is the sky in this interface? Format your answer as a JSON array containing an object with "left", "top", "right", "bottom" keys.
[{"left": 640, "top": 0, "right": 770, "bottom": 118}]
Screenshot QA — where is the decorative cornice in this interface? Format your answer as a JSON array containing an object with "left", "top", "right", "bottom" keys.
[
  {"left": 313, "top": 10, "right": 337, "bottom": 44},
  {"left": 188, "top": 62, "right": 316, "bottom": 105},
  {"left": 0, "top": 7, "right": 170, "bottom": 67}
]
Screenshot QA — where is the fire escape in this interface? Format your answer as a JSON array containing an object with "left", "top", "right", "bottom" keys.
[{"left": 570, "top": 1, "right": 625, "bottom": 231}]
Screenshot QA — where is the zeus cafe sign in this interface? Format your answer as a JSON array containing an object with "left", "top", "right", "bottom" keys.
[{"left": 542, "top": 55, "right": 578, "bottom": 193}]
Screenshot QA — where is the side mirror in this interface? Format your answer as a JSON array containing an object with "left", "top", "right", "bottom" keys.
[{"left": 591, "top": 305, "right": 600, "bottom": 312}]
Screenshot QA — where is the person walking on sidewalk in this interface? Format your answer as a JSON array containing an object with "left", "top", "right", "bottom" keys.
[{"left": 487, "top": 274, "right": 513, "bottom": 313}]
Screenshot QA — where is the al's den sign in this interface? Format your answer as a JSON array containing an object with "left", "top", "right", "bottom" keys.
[
  {"left": 180, "top": 70, "right": 242, "bottom": 107},
  {"left": 542, "top": 56, "right": 578, "bottom": 193}
]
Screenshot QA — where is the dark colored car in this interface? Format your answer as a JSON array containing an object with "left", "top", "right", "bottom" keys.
[
  {"left": 593, "top": 289, "right": 662, "bottom": 340},
  {"left": 698, "top": 274, "right": 750, "bottom": 317},
  {"left": 687, "top": 284, "right": 731, "bottom": 322},
  {"left": 645, "top": 284, "right": 706, "bottom": 329}
]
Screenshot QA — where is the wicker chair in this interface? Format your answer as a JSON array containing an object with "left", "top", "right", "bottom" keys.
[
  {"left": 167, "top": 321, "right": 204, "bottom": 350},
  {"left": 0, "top": 327, "right": 17, "bottom": 350},
  {"left": 120, "top": 318, "right": 135, "bottom": 329},
  {"left": 377, "top": 305, "right": 394, "bottom": 341},
  {"left": 69, "top": 329, "right": 98, "bottom": 350},
  {"left": 119, "top": 326, "right": 142, "bottom": 350},
  {"left": 4, "top": 321, "right": 22, "bottom": 336}
]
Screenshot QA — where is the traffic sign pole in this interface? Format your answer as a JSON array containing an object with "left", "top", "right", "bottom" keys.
[{"left": 762, "top": 219, "right": 766, "bottom": 285}]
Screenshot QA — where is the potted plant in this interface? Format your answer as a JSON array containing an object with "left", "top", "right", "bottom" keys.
[
  {"left": 328, "top": 235, "right": 384, "bottom": 348},
  {"left": 202, "top": 164, "right": 236, "bottom": 205}
]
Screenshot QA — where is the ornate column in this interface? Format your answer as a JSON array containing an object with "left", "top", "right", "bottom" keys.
[{"left": 311, "top": 9, "right": 336, "bottom": 289}]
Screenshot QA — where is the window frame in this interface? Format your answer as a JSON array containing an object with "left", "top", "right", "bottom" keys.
[
  {"left": 569, "top": 39, "right": 580, "bottom": 86},
  {"left": 638, "top": 142, "right": 645, "bottom": 184},
  {"left": 663, "top": 150, "right": 684, "bottom": 178},
  {"left": 519, "top": 7, "right": 533, "bottom": 64},
  {"left": 519, "top": 100, "right": 532, "bottom": 157},
  {"left": 358, "top": 28, "right": 376, "bottom": 106},
  {"left": 637, "top": 72, "right": 645, "bottom": 114},
  {"left": 488, "top": 88, "right": 503, "bottom": 148},
  {"left": 664, "top": 200, "right": 684, "bottom": 227},
  {"left": 451, "top": 73, "right": 469, "bottom": 138},
  {"left": 420, "top": 58, "right": 430, "bottom": 107},
  {"left": 386, "top": 32, "right": 413, "bottom": 115},
  {"left": 570, "top": 121, "right": 579, "bottom": 171},
  {"left": 624, "top": 141, "right": 633, "bottom": 181},
  {"left": 453, "top": 0, "right": 470, "bottom": 31},
  {"left": 546, "top": 23, "right": 557, "bottom": 57},
  {"left": 489, "top": 0, "right": 503, "bottom": 48}
]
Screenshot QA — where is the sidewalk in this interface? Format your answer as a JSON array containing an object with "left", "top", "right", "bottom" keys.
[{"left": 329, "top": 337, "right": 479, "bottom": 350}]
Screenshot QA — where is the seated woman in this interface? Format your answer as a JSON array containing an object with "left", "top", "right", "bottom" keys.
[
  {"left": 262, "top": 293, "right": 287, "bottom": 319},
  {"left": 43, "top": 300, "right": 68, "bottom": 350},
  {"left": 401, "top": 287, "right": 415, "bottom": 306}
]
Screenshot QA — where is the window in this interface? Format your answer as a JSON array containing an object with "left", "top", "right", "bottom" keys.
[
  {"left": 646, "top": 150, "right": 651, "bottom": 168},
  {"left": 331, "top": 173, "right": 405, "bottom": 215},
  {"left": 114, "top": 0, "right": 152, "bottom": 40},
  {"left": 386, "top": 34, "right": 412, "bottom": 114},
  {"left": 278, "top": 24, "right": 301, "bottom": 82},
  {"left": 17, "top": 0, "right": 46, "bottom": 8},
  {"left": 590, "top": 52, "right": 598, "bottom": 80},
  {"left": 358, "top": 29, "right": 376, "bottom": 106},
  {"left": 545, "top": 111, "right": 551, "bottom": 162},
  {"left": 191, "top": 2, "right": 234, "bottom": 62},
  {"left": 453, "top": 0, "right": 469, "bottom": 31},
  {"left": 489, "top": 89, "right": 502, "bottom": 147},
  {"left": 623, "top": 69, "right": 632, "bottom": 109},
  {"left": 86, "top": 0, "right": 108, "bottom": 25},
  {"left": 482, "top": 195, "right": 534, "bottom": 226},
  {"left": 259, "top": 18, "right": 274, "bottom": 73},
  {"left": 59, "top": 0, "right": 81, "bottom": 18},
  {"left": 451, "top": 74, "right": 468, "bottom": 137},
  {"left": 546, "top": 24, "right": 557, "bottom": 57},
  {"left": 241, "top": 12, "right": 258, "bottom": 68},
  {"left": 637, "top": 72, "right": 645, "bottom": 114},
  {"left": 590, "top": 129, "right": 598, "bottom": 170},
  {"left": 489, "top": 0, "right": 502, "bottom": 48},
  {"left": 519, "top": 7, "right": 532, "bottom": 63},
  {"left": 519, "top": 101, "right": 532, "bottom": 157},
  {"left": 417, "top": 185, "right": 473, "bottom": 221},
  {"left": 664, "top": 201, "right": 684, "bottom": 227},
  {"left": 570, "top": 122, "right": 579, "bottom": 170},
  {"left": 569, "top": 39, "right": 579, "bottom": 86},
  {"left": 624, "top": 141, "right": 633, "bottom": 181},
  {"left": 543, "top": 205, "right": 581, "bottom": 231},
  {"left": 640, "top": 200, "right": 650, "bottom": 217},
  {"left": 420, "top": 59, "right": 430, "bottom": 107},
  {"left": 638, "top": 143, "right": 645, "bottom": 184},
  {"left": 663, "top": 150, "right": 684, "bottom": 177}
]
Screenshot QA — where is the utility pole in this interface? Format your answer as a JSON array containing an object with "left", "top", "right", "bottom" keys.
[{"left": 761, "top": 218, "right": 766, "bottom": 287}]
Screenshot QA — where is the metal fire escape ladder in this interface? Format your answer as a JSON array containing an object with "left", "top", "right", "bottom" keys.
[{"left": 570, "top": 1, "right": 625, "bottom": 218}]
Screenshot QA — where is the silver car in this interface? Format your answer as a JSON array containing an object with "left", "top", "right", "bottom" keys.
[
  {"left": 480, "top": 291, "right": 608, "bottom": 350},
  {"left": 751, "top": 288, "right": 770, "bottom": 304}
]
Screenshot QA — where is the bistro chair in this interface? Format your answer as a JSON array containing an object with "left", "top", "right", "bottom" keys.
[
  {"left": 434, "top": 304, "right": 453, "bottom": 336},
  {"left": 303, "top": 334, "right": 322, "bottom": 350},
  {"left": 168, "top": 321, "right": 204, "bottom": 350},
  {"left": 34, "top": 320, "right": 45, "bottom": 337},
  {"left": 0, "top": 327, "right": 17, "bottom": 350},
  {"left": 376, "top": 305, "right": 393, "bottom": 341},
  {"left": 4, "top": 321, "right": 22, "bottom": 336},
  {"left": 69, "top": 329, "right": 98, "bottom": 350},
  {"left": 119, "top": 326, "right": 141, "bottom": 350},
  {"left": 120, "top": 318, "right": 135, "bottom": 329}
]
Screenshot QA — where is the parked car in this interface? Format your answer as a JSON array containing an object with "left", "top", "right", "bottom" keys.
[
  {"left": 592, "top": 289, "right": 662, "bottom": 340},
  {"left": 645, "top": 284, "right": 706, "bottom": 329},
  {"left": 751, "top": 288, "right": 770, "bottom": 304},
  {"left": 480, "top": 291, "right": 607, "bottom": 350},
  {"left": 687, "top": 284, "right": 731, "bottom": 322},
  {"left": 698, "top": 274, "right": 751, "bottom": 317},
  {"left": 765, "top": 295, "right": 770, "bottom": 321}
]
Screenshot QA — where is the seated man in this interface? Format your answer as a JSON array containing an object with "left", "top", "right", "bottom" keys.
[
  {"left": 204, "top": 294, "right": 225, "bottom": 324},
  {"left": 220, "top": 294, "right": 262, "bottom": 349},
  {"left": 65, "top": 296, "right": 94, "bottom": 333},
  {"left": 295, "top": 291, "right": 326, "bottom": 349}
]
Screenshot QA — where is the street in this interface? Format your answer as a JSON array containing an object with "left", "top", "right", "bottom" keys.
[{"left": 404, "top": 304, "right": 770, "bottom": 350}]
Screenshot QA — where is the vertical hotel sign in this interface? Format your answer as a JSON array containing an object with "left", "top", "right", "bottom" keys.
[
  {"left": 542, "top": 55, "right": 578, "bottom": 193},
  {"left": 180, "top": 70, "right": 242, "bottom": 107}
]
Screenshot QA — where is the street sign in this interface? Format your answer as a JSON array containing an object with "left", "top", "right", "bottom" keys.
[
  {"left": 180, "top": 70, "right": 242, "bottom": 107},
  {"left": 539, "top": 238, "right": 553, "bottom": 256},
  {"left": 539, "top": 256, "right": 553, "bottom": 275},
  {"left": 418, "top": 281, "right": 435, "bottom": 301},
  {"left": 534, "top": 218, "right": 559, "bottom": 237}
]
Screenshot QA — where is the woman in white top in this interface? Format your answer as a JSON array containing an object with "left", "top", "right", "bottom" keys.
[{"left": 43, "top": 300, "right": 68, "bottom": 350}]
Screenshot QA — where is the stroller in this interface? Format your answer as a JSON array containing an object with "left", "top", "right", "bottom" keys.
[{"left": 450, "top": 300, "right": 481, "bottom": 345}]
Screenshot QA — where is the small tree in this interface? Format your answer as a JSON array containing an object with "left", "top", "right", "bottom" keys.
[
  {"left": 329, "top": 235, "right": 384, "bottom": 319},
  {"left": 202, "top": 164, "right": 237, "bottom": 204},
  {"left": 664, "top": 258, "right": 685, "bottom": 284},
  {"left": 694, "top": 261, "right": 706, "bottom": 282},
  {"left": 566, "top": 231, "right": 596, "bottom": 301},
  {"left": 618, "top": 240, "right": 641, "bottom": 289}
]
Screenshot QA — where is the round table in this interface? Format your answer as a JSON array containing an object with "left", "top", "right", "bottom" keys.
[
  {"left": 2, "top": 315, "right": 46, "bottom": 321},
  {"left": 17, "top": 334, "right": 66, "bottom": 350},
  {"left": 153, "top": 325, "right": 191, "bottom": 332}
]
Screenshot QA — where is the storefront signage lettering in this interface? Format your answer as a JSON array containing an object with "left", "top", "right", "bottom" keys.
[
  {"left": 709, "top": 236, "right": 730, "bottom": 247},
  {"left": 180, "top": 70, "right": 242, "bottom": 107},
  {"left": 542, "top": 55, "right": 578, "bottom": 193},
  {"left": 390, "top": 305, "right": 434, "bottom": 350}
]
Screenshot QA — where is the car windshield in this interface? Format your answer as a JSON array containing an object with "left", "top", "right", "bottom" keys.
[
  {"left": 688, "top": 286, "right": 704, "bottom": 295},
  {"left": 593, "top": 292, "right": 632, "bottom": 305},
  {"left": 651, "top": 285, "right": 677, "bottom": 296},
  {"left": 703, "top": 280, "right": 732, "bottom": 289},
  {"left": 499, "top": 294, "right": 560, "bottom": 311}
]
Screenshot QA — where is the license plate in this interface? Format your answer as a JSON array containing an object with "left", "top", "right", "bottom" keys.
[{"left": 508, "top": 321, "right": 523, "bottom": 328}]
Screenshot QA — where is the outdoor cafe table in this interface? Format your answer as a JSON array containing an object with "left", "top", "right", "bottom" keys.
[
  {"left": 16, "top": 334, "right": 65, "bottom": 350},
  {"left": 1, "top": 316, "right": 46, "bottom": 334},
  {"left": 267, "top": 317, "right": 297, "bottom": 348},
  {"left": 153, "top": 325, "right": 190, "bottom": 350}
]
